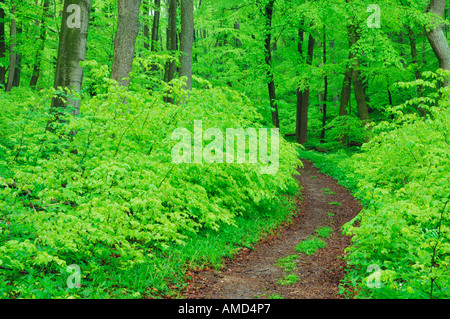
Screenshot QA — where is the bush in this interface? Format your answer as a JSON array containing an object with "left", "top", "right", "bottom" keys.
[{"left": 0, "top": 82, "right": 300, "bottom": 298}]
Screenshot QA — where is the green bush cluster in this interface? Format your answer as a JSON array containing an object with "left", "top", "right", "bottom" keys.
[
  {"left": 343, "top": 106, "right": 450, "bottom": 299},
  {"left": 0, "top": 82, "right": 300, "bottom": 298}
]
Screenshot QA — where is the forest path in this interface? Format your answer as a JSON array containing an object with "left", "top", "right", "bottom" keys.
[{"left": 183, "top": 160, "right": 361, "bottom": 299}]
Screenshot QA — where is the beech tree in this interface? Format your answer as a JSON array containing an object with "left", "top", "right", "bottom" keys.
[
  {"left": 111, "top": 0, "right": 142, "bottom": 88},
  {"left": 180, "top": 0, "right": 194, "bottom": 90},
  {"left": 51, "top": 0, "right": 92, "bottom": 115},
  {"left": 426, "top": 0, "right": 450, "bottom": 86}
]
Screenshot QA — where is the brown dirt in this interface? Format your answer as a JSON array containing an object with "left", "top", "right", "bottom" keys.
[{"left": 183, "top": 160, "right": 362, "bottom": 299}]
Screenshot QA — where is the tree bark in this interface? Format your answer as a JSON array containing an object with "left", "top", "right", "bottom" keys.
[
  {"left": 151, "top": 0, "right": 161, "bottom": 52},
  {"left": 426, "top": 0, "right": 450, "bottom": 86},
  {"left": 348, "top": 24, "right": 370, "bottom": 122},
  {"left": 296, "top": 27, "right": 304, "bottom": 144},
  {"left": 0, "top": 0, "right": 6, "bottom": 86},
  {"left": 12, "top": 25, "right": 22, "bottom": 88},
  {"left": 320, "top": 26, "right": 328, "bottom": 141},
  {"left": 264, "top": 0, "right": 279, "bottom": 128},
  {"left": 111, "top": 0, "right": 141, "bottom": 88},
  {"left": 30, "top": 0, "right": 50, "bottom": 89},
  {"left": 339, "top": 69, "right": 352, "bottom": 116},
  {"left": 408, "top": 27, "right": 423, "bottom": 97},
  {"left": 296, "top": 22, "right": 315, "bottom": 145},
  {"left": 5, "top": 4, "right": 17, "bottom": 92},
  {"left": 51, "top": 0, "right": 92, "bottom": 116},
  {"left": 180, "top": 0, "right": 194, "bottom": 90},
  {"left": 164, "top": 0, "right": 177, "bottom": 103}
]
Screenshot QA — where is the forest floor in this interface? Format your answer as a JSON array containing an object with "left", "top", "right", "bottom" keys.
[{"left": 182, "top": 160, "right": 362, "bottom": 299}]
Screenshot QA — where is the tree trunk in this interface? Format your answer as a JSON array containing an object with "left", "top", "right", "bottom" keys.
[
  {"left": 352, "top": 61, "right": 370, "bottom": 122},
  {"left": 5, "top": 4, "right": 17, "bottom": 92},
  {"left": 143, "top": 0, "right": 150, "bottom": 50},
  {"left": 348, "top": 24, "right": 370, "bottom": 122},
  {"left": 164, "top": 0, "right": 177, "bottom": 103},
  {"left": 426, "top": 0, "right": 450, "bottom": 86},
  {"left": 408, "top": 27, "right": 423, "bottom": 97},
  {"left": 111, "top": 0, "right": 141, "bottom": 88},
  {"left": 180, "top": 0, "right": 194, "bottom": 90},
  {"left": 51, "top": 0, "right": 92, "bottom": 116},
  {"left": 151, "top": 0, "right": 161, "bottom": 52},
  {"left": 0, "top": 0, "right": 6, "bottom": 86},
  {"left": 264, "top": 0, "right": 279, "bottom": 128},
  {"left": 30, "top": 0, "right": 50, "bottom": 89},
  {"left": 339, "top": 69, "right": 352, "bottom": 116},
  {"left": 12, "top": 25, "right": 22, "bottom": 87},
  {"left": 296, "top": 27, "right": 304, "bottom": 144},
  {"left": 320, "top": 26, "right": 328, "bottom": 141}
]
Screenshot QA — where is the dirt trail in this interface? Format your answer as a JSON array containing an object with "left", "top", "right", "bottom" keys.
[{"left": 184, "top": 160, "right": 361, "bottom": 299}]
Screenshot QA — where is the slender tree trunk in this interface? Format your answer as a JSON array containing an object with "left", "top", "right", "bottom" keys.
[
  {"left": 408, "top": 27, "right": 423, "bottom": 97},
  {"left": 12, "top": 25, "right": 22, "bottom": 87},
  {"left": 151, "top": 0, "right": 161, "bottom": 52},
  {"left": 352, "top": 61, "right": 370, "bottom": 122},
  {"left": 143, "top": 0, "right": 150, "bottom": 50},
  {"left": 264, "top": 0, "right": 279, "bottom": 128},
  {"left": 5, "top": 4, "right": 17, "bottom": 92},
  {"left": 339, "top": 69, "right": 352, "bottom": 116},
  {"left": 348, "top": 24, "right": 370, "bottom": 122},
  {"left": 164, "top": 0, "right": 177, "bottom": 103},
  {"left": 50, "top": 0, "right": 92, "bottom": 116},
  {"left": 426, "top": 0, "right": 450, "bottom": 86},
  {"left": 30, "top": 0, "right": 50, "bottom": 89},
  {"left": 180, "top": 0, "right": 194, "bottom": 90},
  {"left": 320, "top": 26, "right": 328, "bottom": 141},
  {"left": 296, "top": 26, "right": 304, "bottom": 144},
  {"left": 299, "top": 34, "right": 315, "bottom": 144},
  {"left": 111, "top": 0, "right": 141, "bottom": 88},
  {"left": 0, "top": 0, "right": 6, "bottom": 86}
]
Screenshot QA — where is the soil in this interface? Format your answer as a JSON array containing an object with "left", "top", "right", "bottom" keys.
[{"left": 183, "top": 160, "right": 362, "bottom": 299}]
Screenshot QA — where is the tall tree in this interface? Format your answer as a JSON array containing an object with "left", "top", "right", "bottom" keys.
[
  {"left": 51, "top": 0, "right": 92, "bottom": 116},
  {"left": 426, "top": 0, "right": 450, "bottom": 86},
  {"left": 0, "top": 0, "right": 6, "bottom": 86},
  {"left": 296, "top": 23, "right": 315, "bottom": 145},
  {"left": 151, "top": 0, "right": 161, "bottom": 52},
  {"left": 164, "top": 0, "right": 177, "bottom": 103},
  {"left": 264, "top": 0, "right": 279, "bottom": 128},
  {"left": 320, "top": 26, "right": 328, "bottom": 141},
  {"left": 180, "top": 0, "right": 194, "bottom": 90},
  {"left": 30, "top": 0, "right": 50, "bottom": 89},
  {"left": 5, "top": 4, "right": 17, "bottom": 92},
  {"left": 348, "top": 24, "right": 369, "bottom": 122},
  {"left": 111, "top": 0, "right": 142, "bottom": 88},
  {"left": 11, "top": 24, "right": 21, "bottom": 88}
]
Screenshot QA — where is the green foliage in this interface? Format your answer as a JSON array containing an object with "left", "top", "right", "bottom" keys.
[
  {"left": 321, "top": 188, "right": 336, "bottom": 195},
  {"left": 277, "top": 274, "right": 300, "bottom": 286},
  {"left": 0, "top": 80, "right": 300, "bottom": 298},
  {"left": 295, "top": 237, "right": 327, "bottom": 256},
  {"left": 328, "top": 201, "right": 341, "bottom": 206},
  {"left": 324, "top": 116, "right": 369, "bottom": 148},
  {"left": 302, "top": 76, "right": 450, "bottom": 299},
  {"left": 315, "top": 227, "right": 333, "bottom": 239},
  {"left": 275, "top": 255, "right": 299, "bottom": 272}
]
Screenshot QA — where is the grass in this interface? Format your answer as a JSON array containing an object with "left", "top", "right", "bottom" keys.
[
  {"left": 328, "top": 201, "right": 342, "bottom": 206},
  {"left": 255, "top": 293, "right": 284, "bottom": 299},
  {"left": 295, "top": 237, "right": 327, "bottom": 256},
  {"left": 327, "top": 212, "right": 335, "bottom": 217},
  {"left": 60, "top": 197, "right": 298, "bottom": 299},
  {"left": 321, "top": 188, "right": 336, "bottom": 195},
  {"left": 315, "top": 226, "right": 333, "bottom": 239},
  {"left": 277, "top": 274, "right": 301, "bottom": 286}
]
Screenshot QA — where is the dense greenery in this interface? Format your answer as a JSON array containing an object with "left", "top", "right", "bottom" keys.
[{"left": 1, "top": 0, "right": 449, "bottom": 299}]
